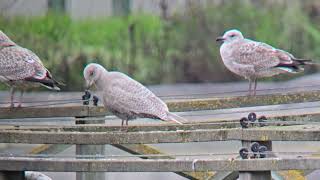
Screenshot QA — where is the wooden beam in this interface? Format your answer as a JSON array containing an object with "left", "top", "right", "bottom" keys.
[
  {"left": 0, "top": 106, "right": 106, "bottom": 119},
  {"left": 28, "top": 144, "right": 215, "bottom": 179},
  {"left": 0, "top": 125, "right": 319, "bottom": 144},
  {"left": 0, "top": 157, "right": 319, "bottom": 172},
  {"left": 1, "top": 90, "right": 320, "bottom": 119},
  {"left": 4, "top": 105, "right": 319, "bottom": 132},
  {"left": 166, "top": 90, "right": 320, "bottom": 112},
  {"left": 75, "top": 118, "right": 105, "bottom": 180},
  {"left": 112, "top": 144, "right": 215, "bottom": 179},
  {"left": 0, "top": 100, "right": 319, "bottom": 129},
  {"left": 3, "top": 122, "right": 240, "bottom": 132}
]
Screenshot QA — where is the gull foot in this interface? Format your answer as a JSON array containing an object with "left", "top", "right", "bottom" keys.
[{"left": 9, "top": 103, "right": 15, "bottom": 108}]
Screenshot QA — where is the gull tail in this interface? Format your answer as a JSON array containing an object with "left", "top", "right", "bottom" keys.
[
  {"left": 42, "top": 79, "right": 62, "bottom": 91},
  {"left": 292, "top": 58, "right": 313, "bottom": 65},
  {"left": 165, "top": 112, "right": 187, "bottom": 125},
  {"left": 25, "top": 77, "right": 62, "bottom": 91},
  {"left": 275, "top": 58, "right": 313, "bottom": 73}
]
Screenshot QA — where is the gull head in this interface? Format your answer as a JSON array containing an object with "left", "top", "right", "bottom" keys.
[
  {"left": 216, "top": 29, "right": 244, "bottom": 43},
  {"left": 83, "top": 63, "right": 107, "bottom": 90}
]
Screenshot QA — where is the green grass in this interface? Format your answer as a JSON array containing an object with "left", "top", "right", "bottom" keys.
[{"left": 1, "top": 2, "right": 320, "bottom": 90}]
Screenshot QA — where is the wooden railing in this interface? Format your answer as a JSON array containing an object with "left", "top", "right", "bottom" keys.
[{"left": 0, "top": 90, "right": 320, "bottom": 180}]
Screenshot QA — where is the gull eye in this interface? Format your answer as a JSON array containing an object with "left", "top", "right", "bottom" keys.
[
  {"left": 89, "top": 71, "right": 94, "bottom": 76},
  {"left": 230, "top": 34, "right": 236, "bottom": 38}
]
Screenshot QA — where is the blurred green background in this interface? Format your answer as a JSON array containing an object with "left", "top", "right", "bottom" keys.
[{"left": 1, "top": 0, "right": 320, "bottom": 90}]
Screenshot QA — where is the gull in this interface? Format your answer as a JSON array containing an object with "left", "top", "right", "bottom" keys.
[
  {"left": 217, "top": 29, "right": 312, "bottom": 95},
  {"left": 0, "top": 31, "right": 61, "bottom": 107},
  {"left": 83, "top": 63, "right": 185, "bottom": 127}
]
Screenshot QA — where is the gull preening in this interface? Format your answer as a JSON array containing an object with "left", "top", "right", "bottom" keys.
[
  {"left": 83, "top": 63, "right": 185, "bottom": 127},
  {"left": 217, "top": 29, "right": 312, "bottom": 95},
  {"left": 0, "top": 31, "right": 62, "bottom": 107}
]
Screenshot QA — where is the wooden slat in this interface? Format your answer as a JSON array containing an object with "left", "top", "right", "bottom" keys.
[
  {"left": 4, "top": 105, "right": 319, "bottom": 132},
  {"left": 28, "top": 144, "right": 215, "bottom": 180},
  {"left": 1, "top": 100, "right": 320, "bottom": 129},
  {"left": 166, "top": 90, "right": 320, "bottom": 112},
  {"left": 75, "top": 117, "right": 106, "bottom": 180},
  {"left": 2, "top": 100, "right": 320, "bottom": 135},
  {"left": 3, "top": 122, "right": 240, "bottom": 132},
  {"left": 1, "top": 90, "right": 320, "bottom": 119},
  {"left": 0, "top": 125, "right": 319, "bottom": 144},
  {"left": 0, "top": 106, "right": 106, "bottom": 119},
  {"left": 113, "top": 144, "right": 215, "bottom": 179},
  {"left": 0, "top": 157, "right": 319, "bottom": 172}
]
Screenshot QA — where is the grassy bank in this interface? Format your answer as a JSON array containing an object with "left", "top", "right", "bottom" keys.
[{"left": 1, "top": 1, "right": 320, "bottom": 90}]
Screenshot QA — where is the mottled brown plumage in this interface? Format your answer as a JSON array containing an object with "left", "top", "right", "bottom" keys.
[
  {"left": 83, "top": 63, "right": 185, "bottom": 126},
  {"left": 0, "top": 30, "right": 61, "bottom": 107},
  {"left": 217, "top": 29, "right": 312, "bottom": 95}
]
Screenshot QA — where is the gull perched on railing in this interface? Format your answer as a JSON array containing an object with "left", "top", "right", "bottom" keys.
[
  {"left": 83, "top": 63, "right": 185, "bottom": 127},
  {"left": 0, "top": 31, "right": 62, "bottom": 107},
  {"left": 216, "top": 29, "right": 313, "bottom": 96}
]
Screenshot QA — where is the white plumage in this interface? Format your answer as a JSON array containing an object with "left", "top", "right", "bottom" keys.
[{"left": 83, "top": 63, "right": 185, "bottom": 126}]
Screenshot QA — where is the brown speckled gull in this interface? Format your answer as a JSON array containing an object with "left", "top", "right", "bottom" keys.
[
  {"left": 217, "top": 29, "right": 312, "bottom": 96},
  {"left": 83, "top": 63, "right": 185, "bottom": 126},
  {"left": 0, "top": 30, "right": 61, "bottom": 107}
]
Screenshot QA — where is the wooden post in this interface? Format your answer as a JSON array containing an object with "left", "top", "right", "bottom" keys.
[
  {"left": 0, "top": 171, "right": 24, "bottom": 180},
  {"left": 239, "top": 172, "right": 271, "bottom": 180},
  {"left": 239, "top": 140, "right": 272, "bottom": 180},
  {"left": 76, "top": 117, "right": 106, "bottom": 180}
]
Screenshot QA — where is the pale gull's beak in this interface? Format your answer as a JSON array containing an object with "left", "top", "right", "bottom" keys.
[
  {"left": 216, "top": 36, "right": 225, "bottom": 42},
  {"left": 85, "top": 80, "right": 94, "bottom": 90}
]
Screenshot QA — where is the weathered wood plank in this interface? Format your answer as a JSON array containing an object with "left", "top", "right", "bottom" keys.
[
  {"left": 0, "top": 157, "right": 319, "bottom": 172},
  {"left": 166, "top": 90, "right": 320, "bottom": 112},
  {"left": 4, "top": 107, "right": 319, "bottom": 132},
  {"left": 0, "top": 125, "right": 319, "bottom": 144},
  {"left": 28, "top": 144, "right": 214, "bottom": 180},
  {"left": 1, "top": 100, "right": 320, "bottom": 129},
  {"left": 1, "top": 90, "right": 320, "bottom": 119},
  {"left": 4, "top": 122, "right": 240, "bottom": 132},
  {"left": 0, "top": 106, "right": 106, "bottom": 119},
  {"left": 112, "top": 144, "right": 215, "bottom": 179},
  {"left": 75, "top": 118, "right": 105, "bottom": 180}
]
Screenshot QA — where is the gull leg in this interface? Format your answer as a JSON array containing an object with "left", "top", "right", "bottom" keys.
[
  {"left": 124, "top": 119, "right": 129, "bottom": 131},
  {"left": 253, "top": 78, "right": 258, "bottom": 96},
  {"left": 17, "top": 90, "right": 24, "bottom": 107},
  {"left": 9, "top": 87, "right": 15, "bottom": 108},
  {"left": 248, "top": 79, "right": 252, "bottom": 96},
  {"left": 120, "top": 120, "right": 124, "bottom": 132},
  {"left": 120, "top": 119, "right": 129, "bottom": 132}
]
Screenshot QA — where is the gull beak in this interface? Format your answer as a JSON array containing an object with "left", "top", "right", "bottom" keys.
[
  {"left": 216, "top": 37, "right": 225, "bottom": 42},
  {"left": 85, "top": 80, "right": 94, "bottom": 90}
]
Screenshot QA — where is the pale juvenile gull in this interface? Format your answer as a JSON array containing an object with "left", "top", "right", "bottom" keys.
[
  {"left": 83, "top": 63, "right": 185, "bottom": 126},
  {"left": 0, "top": 30, "right": 61, "bottom": 107},
  {"left": 217, "top": 29, "right": 312, "bottom": 95}
]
